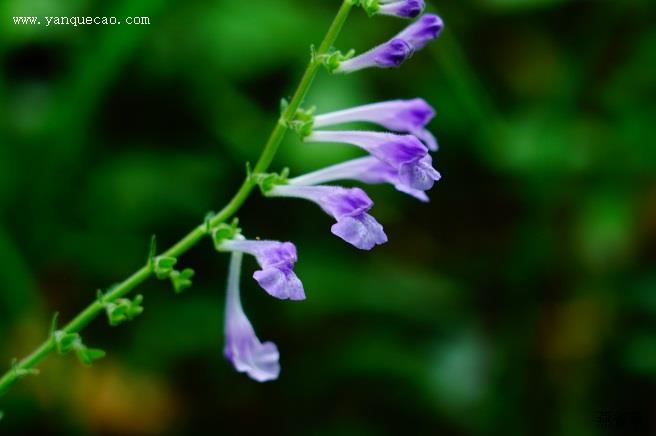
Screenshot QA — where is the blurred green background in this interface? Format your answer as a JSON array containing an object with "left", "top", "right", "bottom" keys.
[{"left": 1, "top": 0, "right": 655, "bottom": 434}]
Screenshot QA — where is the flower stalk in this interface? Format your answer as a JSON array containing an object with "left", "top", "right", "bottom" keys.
[
  {"left": 1, "top": 0, "right": 445, "bottom": 393},
  {"left": 0, "top": 0, "right": 355, "bottom": 396}
]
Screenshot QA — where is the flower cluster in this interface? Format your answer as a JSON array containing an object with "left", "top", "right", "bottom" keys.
[
  {"left": 218, "top": 8, "right": 444, "bottom": 382},
  {"left": 0, "top": 2, "right": 448, "bottom": 400}
]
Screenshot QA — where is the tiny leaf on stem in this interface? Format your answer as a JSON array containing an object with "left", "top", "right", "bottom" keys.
[
  {"left": 54, "top": 331, "right": 81, "bottom": 354},
  {"left": 211, "top": 219, "right": 241, "bottom": 249},
  {"left": 76, "top": 347, "right": 106, "bottom": 366},
  {"left": 171, "top": 268, "right": 194, "bottom": 294},
  {"left": 257, "top": 169, "right": 290, "bottom": 195},
  {"left": 318, "top": 49, "right": 355, "bottom": 73},
  {"left": 104, "top": 295, "right": 144, "bottom": 326},
  {"left": 148, "top": 235, "right": 157, "bottom": 265}
]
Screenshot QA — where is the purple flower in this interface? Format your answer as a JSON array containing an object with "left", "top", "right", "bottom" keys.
[
  {"left": 377, "top": 0, "right": 425, "bottom": 19},
  {"left": 313, "top": 98, "right": 438, "bottom": 151},
  {"left": 219, "top": 238, "right": 305, "bottom": 301},
  {"left": 305, "top": 130, "right": 440, "bottom": 191},
  {"left": 289, "top": 156, "right": 433, "bottom": 202},
  {"left": 335, "top": 38, "right": 413, "bottom": 73},
  {"left": 224, "top": 252, "right": 280, "bottom": 382},
  {"left": 334, "top": 13, "right": 443, "bottom": 73},
  {"left": 397, "top": 13, "right": 444, "bottom": 51},
  {"left": 267, "top": 185, "right": 387, "bottom": 250}
]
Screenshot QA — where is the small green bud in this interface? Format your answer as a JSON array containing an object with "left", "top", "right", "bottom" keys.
[
  {"left": 204, "top": 211, "right": 217, "bottom": 233},
  {"left": 104, "top": 295, "right": 144, "bottom": 326},
  {"left": 105, "top": 302, "right": 128, "bottom": 325},
  {"left": 148, "top": 235, "right": 157, "bottom": 264},
  {"left": 50, "top": 312, "right": 60, "bottom": 337},
  {"left": 357, "top": 0, "right": 379, "bottom": 16},
  {"left": 126, "top": 294, "right": 144, "bottom": 318},
  {"left": 53, "top": 330, "right": 105, "bottom": 366},
  {"left": 257, "top": 168, "right": 290, "bottom": 195},
  {"left": 54, "top": 331, "right": 82, "bottom": 354},
  {"left": 318, "top": 49, "right": 355, "bottom": 73},
  {"left": 309, "top": 44, "right": 318, "bottom": 65},
  {"left": 170, "top": 268, "right": 194, "bottom": 294},
  {"left": 291, "top": 106, "right": 316, "bottom": 139},
  {"left": 211, "top": 219, "right": 241, "bottom": 249},
  {"left": 154, "top": 256, "right": 177, "bottom": 279},
  {"left": 76, "top": 347, "right": 106, "bottom": 366}
]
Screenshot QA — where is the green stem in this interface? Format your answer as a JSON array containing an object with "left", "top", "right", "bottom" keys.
[{"left": 0, "top": 0, "right": 353, "bottom": 396}]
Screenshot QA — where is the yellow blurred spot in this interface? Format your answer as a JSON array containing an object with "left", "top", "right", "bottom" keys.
[
  {"left": 541, "top": 298, "right": 609, "bottom": 361},
  {"left": 72, "top": 363, "right": 178, "bottom": 434}
]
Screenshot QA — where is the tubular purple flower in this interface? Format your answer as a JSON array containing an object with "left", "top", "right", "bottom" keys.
[
  {"left": 334, "top": 13, "right": 443, "bottom": 74},
  {"left": 224, "top": 252, "right": 280, "bottom": 382},
  {"left": 313, "top": 98, "right": 438, "bottom": 151},
  {"left": 305, "top": 130, "right": 440, "bottom": 191},
  {"left": 289, "top": 156, "right": 432, "bottom": 202},
  {"left": 335, "top": 38, "right": 413, "bottom": 73},
  {"left": 267, "top": 185, "right": 387, "bottom": 250},
  {"left": 397, "top": 13, "right": 444, "bottom": 50},
  {"left": 377, "top": 0, "right": 425, "bottom": 19},
  {"left": 218, "top": 238, "right": 305, "bottom": 301}
]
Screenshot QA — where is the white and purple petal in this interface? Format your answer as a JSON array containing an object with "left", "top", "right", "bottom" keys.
[
  {"left": 305, "top": 130, "right": 440, "bottom": 191},
  {"left": 219, "top": 239, "right": 305, "bottom": 300},
  {"left": 288, "top": 156, "right": 432, "bottom": 202},
  {"left": 224, "top": 252, "right": 280, "bottom": 382},
  {"left": 313, "top": 98, "right": 438, "bottom": 151},
  {"left": 331, "top": 213, "right": 388, "bottom": 250},
  {"left": 267, "top": 185, "right": 387, "bottom": 250},
  {"left": 399, "top": 154, "right": 441, "bottom": 191}
]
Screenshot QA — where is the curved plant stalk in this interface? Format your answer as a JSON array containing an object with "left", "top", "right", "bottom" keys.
[{"left": 0, "top": 0, "right": 354, "bottom": 396}]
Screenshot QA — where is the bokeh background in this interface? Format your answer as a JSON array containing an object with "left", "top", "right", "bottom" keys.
[{"left": 1, "top": 0, "right": 655, "bottom": 434}]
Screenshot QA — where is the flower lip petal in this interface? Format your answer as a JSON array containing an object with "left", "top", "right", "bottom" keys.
[
  {"left": 414, "top": 127, "right": 438, "bottom": 151},
  {"left": 224, "top": 324, "right": 281, "bottom": 382},
  {"left": 266, "top": 184, "right": 387, "bottom": 250},
  {"left": 399, "top": 154, "right": 441, "bottom": 191},
  {"left": 254, "top": 268, "right": 305, "bottom": 301},
  {"left": 218, "top": 239, "right": 304, "bottom": 301},
  {"left": 331, "top": 214, "right": 388, "bottom": 250}
]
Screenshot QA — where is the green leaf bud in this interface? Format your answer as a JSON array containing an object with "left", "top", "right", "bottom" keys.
[
  {"left": 211, "top": 219, "right": 242, "bottom": 249},
  {"left": 154, "top": 256, "right": 177, "bottom": 279},
  {"left": 171, "top": 268, "right": 194, "bottom": 294}
]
